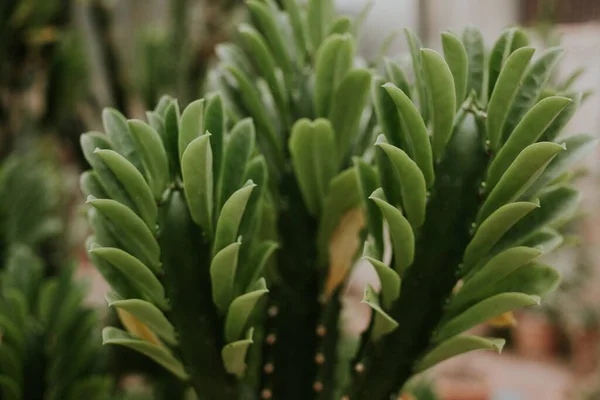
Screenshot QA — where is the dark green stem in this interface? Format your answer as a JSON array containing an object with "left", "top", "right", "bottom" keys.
[
  {"left": 159, "top": 190, "right": 238, "bottom": 400},
  {"left": 351, "top": 113, "right": 489, "bottom": 399},
  {"left": 315, "top": 291, "right": 343, "bottom": 400},
  {"left": 264, "top": 170, "right": 320, "bottom": 399}
]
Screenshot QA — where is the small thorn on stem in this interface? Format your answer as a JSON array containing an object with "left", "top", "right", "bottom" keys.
[
  {"left": 315, "top": 353, "right": 325, "bottom": 364},
  {"left": 313, "top": 382, "right": 323, "bottom": 392},
  {"left": 267, "top": 306, "right": 278, "bottom": 317},
  {"left": 266, "top": 333, "right": 276, "bottom": 345},
  {"left": 316, "top": 325, "right": 327, "bottom": 337},
  {"left": 263, "top": 363, "right": 274, "bottom": 374},
  {"left": 261, "top": 389, "right": 272, "bottom": 399},
  {"left": 354, "top": 362, "right": 365, "bottom": 373}
]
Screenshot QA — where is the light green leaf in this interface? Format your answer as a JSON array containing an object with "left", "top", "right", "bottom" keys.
[
  {"left": 89, "top": 245, "right": 167, "bottom": 309},
  {"left": 128, "top": 119, "right": 169, "bottom": 201},
  {"left": 364, "top": 257, "right": 400, "bottom": 309},
  {"left": 415, "top": 335, "right": 504, "bottom": 373},
  {"left": 486, "top": 47, "right": 535, "bottom": 150},
  {"left": 329, "top": 16, "right": 352, "bottom": 35},
  {"left": 217, "top": 118, "right": 256, "bottom": 211},
  {"left": 463, "top": 201, "right": 540, "bottom": 267},
  {"left": 376, "top": 140, "right": 427, "bottom": 228},
  {"left": 457, "top": 247, "right": 542, "bottom": 308},
  {"left": 289, "top": 119, "right": 337, "bottom": 215},
  {"left": 225, "top": 289, "right": 269, "bottom": 342},
  {"left": 487, "top": 28, "right": 529, "bottom": 99},
  {"left": 106, "top": 294, "right": 177, "bottom": 345},
  {"left": 329, "top": 68, "right": 372, "bottom": 165},
  {"left": 354, "top": 158, "right": 383, "bottom": 254},
  {"left": 95, "top": 149, "right": 157, "bottom": 229},
  {"left": 307, "top": 0, "right": 334, "bottom": 51},
  {"left": 441, "top": 32, "right": 468, "bottom": 107},
  {"left": 102, "top": 327, "right": 187, "bottom": 379},
  {"left": 370, "top": 196, "right": 414, "bottom": 275},
  {"left": 314, "top": 34, "right": 355, "bottom": 118},
  {"left": 462, "top": 25, "right": 485, "bottom": 98},
  {"left": 282, "top": 0, "right": 307, "bottom": 59},
  {"left": 477, "top": 142, "right": 564, "bottom": 223},
  {"left": 383, "top": 84, "right": 434, "bottom": 187},
  {"left": 436, "top": 293, "right": 540, "bottom": 342},
  {"left": 383, "top": 58, "right": 411, "bottom": 99},
  {"left": 204, "top": 94, "right": 225, "bottom": 186},
  {"left": 0, "top": 343, "right": 22, "bottom": 385},
  {"left": 214, "top": 183, "right": 256, "bottom": 254},
  {"left": 87, "top": 197, "right": 161, "bottom": 271},
  {"left": 102, "top": 108, "right": 143, "bottom": 173},
  {"left": 372, "top": 77, "right": 410, "bottom": 160},
  {"left": 523, "top": 134, "right": 598, "bottom": 198},
  {"left": 521, "top": 228, "right": 563, "bottom": 254},
  {"left": 404, "top": 29, "right": 428, "bottom": 122},
  {"left": 210, "top": 242, "right": 241, "bottom": 315},
  {"left": 542, "top": 93, "right": 581, "bottom": 142},
  {"left": 162, "top": 100, "right": 181, "bottom": 178},
  {"left": 178, "top": 99, "right": 205, "bottom": 161},
  {"left": 238, "top": 241, "right": 279, "bottom": 293},
  {"left": 80, "top": 170, "right": 108, "bottom": 199},
  {"left": 362, "top": 284, "right": 398, "bottom": 341},
  {"left": 222, "top": 328, "right": 254, "bottom": 378},
  {"left": 182, "top": 134, "right": 214, "bottom": 237},
  {"left": 487, "top": 96, "right": 571, "bottom": 189}
]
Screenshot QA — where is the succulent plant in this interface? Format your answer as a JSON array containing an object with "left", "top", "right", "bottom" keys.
[
  {"left": 80, "top": 1, "right": 596, "bottom": 399},
  {"left": 0, "top": 153, "right": 112, "bottom": 400}
]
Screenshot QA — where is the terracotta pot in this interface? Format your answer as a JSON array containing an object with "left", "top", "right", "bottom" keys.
[
  {"left": 512, "top": 312, "right": 559, "bottom": 360},
  {"left": 437, "top": 379, "right": 489, "bottom": 400},
  {"left": 571, "top": 328, "right": 600, "bottom": 375}
]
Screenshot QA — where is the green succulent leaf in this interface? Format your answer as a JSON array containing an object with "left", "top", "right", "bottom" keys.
[
  {"left": 441, "top": 32, "right": 468, "bottom": 107},
  {"left": 477, "top": 142, "right": 564, "bottom": 223},
  {"left": 102, "top": 327, "right": 187, "bottom": 379},
  {"left": 363, "top": 257, "right": 400, "bottom": 309},
  {"left": 211, "top": 241, "right": 241, "bottom": 315},
  {"left": 487, "top": 96, "right": 571, "bottom": 189},
  {"left": 415, "top": 335, "right": 505, "bottom": 373},
  {"left": 404, "top": 29, "right": 428, "bottom": 122},
  {"left": 383, "top": 58, "right": 411, "bottom": 98},
  {"left": 128, "top": 119, "right": 169, "bottom": 200},
  {"left": 289, "top": 118, "right": 337, "bottom": 215},
  {"left": 487, "top": 28, "right": 529, "bottom": 100},
  {"left": 182, "top": 134, "right": 214, "bottom": 238},
  {"left": 307, "top": 0, "right": 334, "bottom": 51},
  {"left": 0, "top": 375, "right": 20, "bottom": 400},
  {"left": 376, "top": 139, "right": 427, "bottom": 229},
  {"left": 521, "top": 228, "right": 564, "bottom": 254},
  {"left": 214, "top": 183, "right": 256, "bottom": 255},
  {"left": 435, "top": 293, "right": 540, "bottom": 342},
  {"left": 541, "top": 93, "right": 581, "bottom": 142},
  {"left": 102, "top": 108, "right": 144, "bottom": 173},
  {"left": 225, "top": 288, "right": 269, "bottom": 343},
  {"left": 204, "top": 94, "right": 225, "bottom": 184},
  {"left": 354, "top": 158, "right": 383, "bottom": 254},
  {"left": 86, "top": 197, "right": 161, "bottom": 270},
  {"left": 94, "top": 149, "right": 157, "bottom": 229},
  {"left": 80, "top": 171, "right": 108, "bottom": 199},
  {"left": 462, "top": 25, "right": 485, "bottom": 98},
  {"left": 106, "top": 293, "right": 177, "bottom": 345},
  {"left": 487, "top": 47, "right": 535, "bottom": 150},
  {"left": 314, "top": 34, "right": 355, "bottom": 118},
  {"left": 362, "top": 284, "right": 398, "bottom": 341},
  {"left": 222, "top": 328, "right": 254, "bottom": 379},
  {"left": 370, "top": 195, "right": 414, "bottom": 275},
  {"left": 179, "top": 99, "right": 205, "bottom": 162}
]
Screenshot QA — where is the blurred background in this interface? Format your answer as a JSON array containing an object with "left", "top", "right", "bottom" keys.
[{"left": 0, "top": 0, "right": 599, "bottom": 399}]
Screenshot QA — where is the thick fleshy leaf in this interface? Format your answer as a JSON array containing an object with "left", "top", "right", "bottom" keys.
[
  {"left": 204, "top": 95, "right": 225, "bottom": 185},
  {"left": 282, "top": 0, "right": 307, "bottom": 58},
  {"left": 477, "top": 142, "right": 564, "bottom": 223},
  {"left": 372, "top": 77, "right": 410, "bottom": 158},
  {"left": 457, "top": 247, "right": 542, "bottom": 307},
  {"left": 487, "top": 28, "right": 529, "bottom": 100},
  {"left": 462, "top": 25, "right": 485, "bottom": 98},
  {"left": 102, "top": 327, "right": 187, "bottom": 379},
  {"left": 486, "top": 47, "right": 535, "bottom": 150},
  {"left": 541, "top": 93, "right": 581, "bottom": 141},
  {"left": 0, "top": 375, "right": 20, "bottom": 400},
  {"left": 178, "top": 99, "right": 205, "bottom": 161},
  {"left": 211, "top": 242, "right": 241, "bottom": 314},
  {"left": 128, "top": 119, "right": 169, "bottom": 200},
  {"left": 222, "top": 328, "right": 254, "bottom": 378},
  {"left": 383, "top": 84, "right": 434, "bottom": 187},
  {"left": 441, "top": 32, "right": 468, "bottom": 107},
  {"left": 415, "top": 335, "right": 504, "bottom": 372},
  {"left": 289, "top": 119, "right": 337, "bottom": 215},
  {"left": 383, "top": 58, "right": 411, "bottom": 99},
  {"left": 521, "top": 228, "right": 563, "bottom": 254},
  {"left": 238, "top": 241, "right": 279, "bottom": 293},
  {"left": 463, "top": 201, "right": 539, "bottom": 268},
  {"left": 329, "top": 68, "right": 372, "bottom": 165},
  {"left": 314, "top": 34, "right": 354, "bottom": 117},
  {"left": 107, "top": 294, "right": 177, "bottom": 345},
  {"left": 87, "top": 197, "right": 160, "bottom": 270},
  {"left": 370, "top": 196, "right": 414, "bottom": 275},
  {"left": 435, "top": 293, "right": 540, "bottom": 342},
  {"left": 362, "top": 284, "right": 398, "bottom": 340},
  {"left": 376, "top": 140, "right": 427, "bottom": 228},
  {"left": 364, "top": 257, "right": 400, "bottom": 308},
  {"left": 354, "top": 158, "right": 383, "bottom": 253},
  {"left": 307, "top": 0, "right": 334, "bottom": 50},
  {"left": 102, "top": 108, "right": 143, "bottom": 172},
  {"left": 182, "top": 135, "right": 214, "bottom": 237},
  {"left": 501, "top": 47, "right": 564, "bottom": 143},
  {"left": 89, "top": 245, "right": 167, "bottom": 309},
  {"left": 487, "top": 96, "right": 571, "bottom": 189},
  {"left": 217, "top": 119, "right": 256, "bottom": 211},
  {"left": 225, "top": 289, "right": 269, "bottom": 342},
  {"left": 95, "top": 149, "right": 157, "bottom": 229},
  {"left": 523, "top": 134, "right": 598, "bottom": 198},
  {"left": 80, "top": 171, "right": 108, "bottom": 200},
  {"left": 213, "top": 183, "right": 256, "bottom": 254},
  {"left": 162, "top": 100, "right": 181, "bottom": 177},
  {"left": 404, "top": 29, "right": 428, "bottom": 122}
]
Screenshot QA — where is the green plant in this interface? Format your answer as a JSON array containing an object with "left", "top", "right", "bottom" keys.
[
  {"left": 80, "top": 1, "right": 596, "bottom": 399},
  {"left": 0, "top": 153, "right": 112, "bottom": 400}
]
